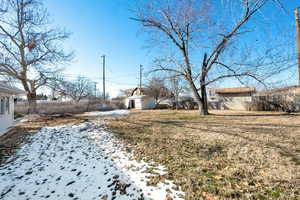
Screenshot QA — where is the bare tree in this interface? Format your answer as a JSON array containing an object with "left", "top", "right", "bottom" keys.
[
  {"left": 119, "top": 88, "right": 134, "bottom": 97},
  {"left": 147, "top": 75, "right": 170, "bottom": 105},
  {"left": 168, "top": 75, "right": 184, "bottom": 110},
  {"left": 58, "top": 76, "right": 94, "bottom": 102},
  {"left": 133, "top": 0, "right": 294, "bottom": 115},
  {"left": 0, "top": 0, "right": 72, "bottom": 113}
]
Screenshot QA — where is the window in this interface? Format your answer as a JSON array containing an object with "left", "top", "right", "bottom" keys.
[
  {"left": 6, "top": 97, "right": 10, "bottom": 114},
  {"left": 0, "top": 98, "right": 4, "bottom": 115},
  {"left": 209, "top": 90, "right": 216, "bottom": 96}
]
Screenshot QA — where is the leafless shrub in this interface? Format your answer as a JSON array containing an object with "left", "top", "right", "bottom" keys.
[
  {"left": 52, "top": 76, "right": 95, "bottom": 102},
  {"left": 173, "top": 97, "right": 198, "bottom": 110},
  {"left": 251, "top": 93, "right": 300, "bottom": 112},
  {"left": 111, "top": 98, "right": 126, "bottom": 110},
  {"left": 146, "top": 75, "right": 170, "bottom": 105},
  {"left": 15, "top": 100, "right": 123, "bottom": 115}
]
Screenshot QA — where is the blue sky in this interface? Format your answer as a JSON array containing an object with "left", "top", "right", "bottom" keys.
[
  {"left": 44, "top": 0, "right": 152, "bottom": 97},
  {"left": 43, "top": 0, "right": 300, "bottom": 97}
]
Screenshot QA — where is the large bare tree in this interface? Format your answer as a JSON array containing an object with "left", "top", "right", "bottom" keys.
[
  {"left": 133, "top": 0, "right": 294, "bottom": 115},
  {"left": 57, "top": 76, "right": 94, "bottom": 102},
  {"left": 0, "top": 0, "right": 72, "bottom": 113}
]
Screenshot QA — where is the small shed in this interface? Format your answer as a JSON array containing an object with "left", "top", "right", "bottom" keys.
[
  {"left": 125, "top": 88, "right": 156, "bottom": 110},
  {"left": 0, "top": 82, "right": 25, "bottom": 134},
  {"left": 207, "top": 87, "right": 256, "bottom": 110}
]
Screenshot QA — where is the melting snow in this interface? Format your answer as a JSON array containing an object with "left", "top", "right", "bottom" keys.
[
  {"left": 82, "top": 110, "right": 129, "bottom": 117},
  {"left": 0, "top": 121, "right": 184, "bottom": 200}
]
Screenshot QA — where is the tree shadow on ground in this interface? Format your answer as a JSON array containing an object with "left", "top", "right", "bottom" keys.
[
  {"left": 210, "top": 112, "right": 296, "bottom": 117},
  {"left": 116, "top": 117, "right": 300, "bottom": 166}
]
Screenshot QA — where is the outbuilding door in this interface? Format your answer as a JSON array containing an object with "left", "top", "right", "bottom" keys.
[{"left": 129, "top": 100, "right": 135, "bottom": 109}]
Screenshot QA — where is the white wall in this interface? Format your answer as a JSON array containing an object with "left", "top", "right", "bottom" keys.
[
  {"left": 219, "top": 95, "right": 252, "bottom": 110},
  {"left": 0, "top": 95, "right": 14, "bottom": 135},
  {"left": 125, "top": 96, "right": 156, "bottom": 110},
  {"left": 141, "top": 98, "right": 156, "bottom": 109},
  {"left": 135, "top": 99, "right": 143, "bottom": 109}
]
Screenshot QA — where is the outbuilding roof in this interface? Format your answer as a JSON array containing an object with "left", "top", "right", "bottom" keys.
[
  {"left": 130, "top": 88, "right": 152, "bottom": 96},
  {"left": 0, "top": 82, "right": 25, "bottom": 95},
  {"left": 216, "top": 87, "right": 256, "bottom": 94}
]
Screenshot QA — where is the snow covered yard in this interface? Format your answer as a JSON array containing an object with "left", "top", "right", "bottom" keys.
[{"left": 0, "top": 111, "right": 184, "bottom": 200}]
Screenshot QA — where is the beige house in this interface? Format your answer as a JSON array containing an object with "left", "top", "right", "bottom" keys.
[
  {"left": 208, "top": 87, "right": 256, "bottom": 110},
  {"left": 125, "top": 88, "right": 156, "bottom": 110}
]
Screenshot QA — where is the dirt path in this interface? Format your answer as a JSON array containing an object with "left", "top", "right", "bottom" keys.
[{"left": 0, "top": 112, "right": 184, "bottom": 200}]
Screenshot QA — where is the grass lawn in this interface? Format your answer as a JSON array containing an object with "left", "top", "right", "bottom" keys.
[{"left": 106, "top": 110, "right": 300, "bottom": 200}]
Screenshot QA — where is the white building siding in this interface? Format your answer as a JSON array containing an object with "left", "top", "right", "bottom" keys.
[
  {"left": 141, "top": 98, "right": 156, "bottom": 109},
  {"left": 135, "top": 99, "right": 143, "bottom": 109},
  {"left": 0, "top": 95, "right": 14, "bottom": 135},
  {"left": 125, "top": 96, "right": 156, "bottom": 110}
]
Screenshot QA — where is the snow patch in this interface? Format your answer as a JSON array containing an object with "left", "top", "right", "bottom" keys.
[
  {"left": 83, "top": 109, "right": 129, "bottom": 117},
  {"left": 19, "top": 118, "right": 29, "bottom": 123},
  {"left": 0, "top": 121, "right": 184, "bottom": 200}
]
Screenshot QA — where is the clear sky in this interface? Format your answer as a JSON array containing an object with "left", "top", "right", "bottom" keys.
[
  {"left": 44, "top": 0, "right": 153, "bottom": 97},
  {"left": 43, "top": 0, "right": 300, "bottom": 97}
]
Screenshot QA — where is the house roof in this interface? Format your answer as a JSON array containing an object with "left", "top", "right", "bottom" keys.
[
  {"left": 127, "top": 95, "right": 154, "bottom": 100},
  {"left": 216, "top": 87, "right": 256, "bottom": 94},
  {"left": 130, "top": 87, "right": 151, "bottom": 96},
  {"left": 257, "top": 85, "right": 300, "bottom": 95},
  {"left": 0, "top": 82, "right": 25, "bottom": 95}
]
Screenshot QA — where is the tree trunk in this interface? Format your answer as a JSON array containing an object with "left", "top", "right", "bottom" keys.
[
  {"left": 27, "top": 92, "right": 37, "bottom": 114},
  {"left": 186, "top": 79, "right": 206, "bottom": 115},
  {"left": 86, "top": 98, "right": 90, "bottom": 112},
  {"left": 175, "top": 94, "right": 179, "bottom": 110},
  {"left": 21, "top": 79, "right": 38, "bottom": 114},
  {"left": 199, "top": 53, "right": 209, "bottom": 115},
  {"left": 200, "top": 84, "right": 209, "bottom": 115},
  {"left": 155, "top": 97, "right": 159, "bottom": 108}
]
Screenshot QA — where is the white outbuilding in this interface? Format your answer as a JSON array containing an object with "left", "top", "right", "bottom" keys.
[
  {"left": 0, "top": 82, "right": 25, "bottom": 135},
  {"left": 125, "top": 88, "right": 156, "bottom": 110}
]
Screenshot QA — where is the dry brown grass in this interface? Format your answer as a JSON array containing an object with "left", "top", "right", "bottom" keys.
[{"left": 106, "top": 110, "right": 300, "bottom": 200}]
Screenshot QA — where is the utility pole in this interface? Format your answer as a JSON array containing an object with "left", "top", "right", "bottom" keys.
[
  {"left": 139, "top": 65, "right": 143, "bottom": 88},
  {"left": 101, "top": 55, "right": 106, "bottom": 100},
  {"left": 94, "top": 82, "right": 97, "bottom": 98},
  {"left": 295, "top": 8, "right": 300, "bottom": 85}
]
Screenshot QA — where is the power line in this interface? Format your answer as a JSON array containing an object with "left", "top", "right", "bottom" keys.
[
  {"left": 106, "top": 79, "right": 137, "bottom": 86},
  {"left": 60, "top": 72, "right": 138, "bottom": 81},
  {"left": 60, "top": 74, "right": 138, "bottom": 86}
]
